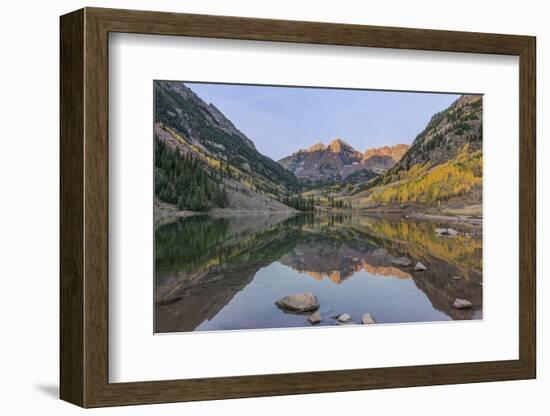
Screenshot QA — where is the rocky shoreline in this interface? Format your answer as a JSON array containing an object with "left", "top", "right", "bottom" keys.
[
  {"left": 156, "top": 196, "right": 482, "bottom": 229},
  {"left": 155, "top": 198, "right": 299, "bottom": 226},
  {"left": 406, "top": 213, "right": 482, "bottom": 227}
]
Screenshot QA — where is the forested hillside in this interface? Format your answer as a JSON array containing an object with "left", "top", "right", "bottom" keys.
[
  {"left": 349, "top": 94, "right": 483, "bottom": 210},
  {"left": 155, "top": 138, "right": 228, "bottom": 211},
  {"left": 154, "top": 81, "right": 307, "bottom": 213}
]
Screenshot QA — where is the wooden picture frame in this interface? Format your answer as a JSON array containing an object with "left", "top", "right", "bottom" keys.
[{"left": 60, "top": 7, "right": 536, "bottom": 408}]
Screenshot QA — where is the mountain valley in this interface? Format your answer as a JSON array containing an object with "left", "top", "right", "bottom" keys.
[
  {"left": 154, "top": 81, "right": 482, "bottom": 218},
  {"left": 153, "top": 82, "right": 484, "bottom": 332}
]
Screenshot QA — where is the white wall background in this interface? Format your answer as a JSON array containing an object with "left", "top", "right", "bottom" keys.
[{"left": 0, "top": 0, "right": 546, "bottom": 414}]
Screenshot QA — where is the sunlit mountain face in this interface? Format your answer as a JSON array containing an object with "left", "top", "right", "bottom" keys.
[{"left": 278, "top": 139, "right": 410, "bottom": 182}]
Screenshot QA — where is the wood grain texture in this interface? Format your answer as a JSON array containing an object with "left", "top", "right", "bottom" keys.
[
  {"left": 518, "top": 38, "right": 536, "bottom": 375},
  {"left": 89, "top": 7, "right": 532, "bottom": 54},
  {"left": 59, "top": 8, "right": 84, "bottom": 407},
  {"left": 83, "top": 10, "right": 110, "bottom": 406},
  {"left": 59, "top": 7, "right": 537, "bottom": 408}
]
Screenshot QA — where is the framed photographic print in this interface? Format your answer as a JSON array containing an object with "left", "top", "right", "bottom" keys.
[{"left": 60, "top": 7, "right": 536, "bottom": 407}]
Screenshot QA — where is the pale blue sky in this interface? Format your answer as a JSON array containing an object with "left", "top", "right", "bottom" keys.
[{"left": 186, "top": 82, "right": 460, "bottom": 161}]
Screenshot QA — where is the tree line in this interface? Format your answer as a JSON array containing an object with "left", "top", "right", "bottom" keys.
[
  {"left": 278, "top": 195, "right": 315, "bottom": 212},
  {"left": 327, "top": 196, "right": 351, "bottom": 210},
  {"left": 155, "top": 138, "right": 229, "bottom": 211}
]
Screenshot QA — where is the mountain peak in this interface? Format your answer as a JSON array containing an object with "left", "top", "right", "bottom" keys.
[
  {"left": 307, "top": 142, "right": 327, "bottom": 152},
  {"left": 454, "top": 94, "right": 482, "bottom": 108},
  {"left": 364, "top": 144, "right": 410, "bottom": 161},
  {"left": 297, "top": 139, "right": 355, "bottom": 155},
  {"left": 327, "top": 138, "right": 353, "bottom": 153}
]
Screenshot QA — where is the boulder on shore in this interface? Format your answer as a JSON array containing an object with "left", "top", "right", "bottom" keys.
[
  {"left": 307, "top": 312, "right": 322, "bottom": 324},
  {"left": 275, "top": 292, "right": 320, "bottom": 313},
  {"left": 435, "top": 228, "right": 459, "bottom": 236},
  {"left": 391, "top": 257, "right": 412, "bottom": 267},
  {"left": 337, "top": 313, "right": 351, "bottom": 323},
  {"left": 415, "top": 262, "right": 427, "bottom": 271},
  {"left": 362, "top": 313, "right": 376, "bottom": 324},
  {"left": 453, "top": 298, "right": 473, "bottom": 309}
]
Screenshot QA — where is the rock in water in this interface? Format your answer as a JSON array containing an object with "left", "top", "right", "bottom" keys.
[
  {"left": 276, "top": 292, "right": 320, "bottom": 312},
  {"left": 338, "top": 313, "right": 351, "bottom": 322},
  {"left": 415, "top": 262, "right": 427, "bottom": 271},
  {"left": 307, "top": 312, "right": 322, "bottom": 324},
  {"left": 453, "top": 298, "right": 473, "bottom": 309},
  {"left": 362, "top": 313, "right": 376, "bottom": 324},
  {"left": 391, "top": 257, "right": 412, "bottom": 267}
]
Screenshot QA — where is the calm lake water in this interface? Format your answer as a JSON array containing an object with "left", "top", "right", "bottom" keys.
[{"left": 155, "top": 213, "right": 482, "bottom": 333}]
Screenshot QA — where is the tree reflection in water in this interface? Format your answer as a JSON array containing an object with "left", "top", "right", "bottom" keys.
[{"left": 155, "top": 213, "right": 482, "bottom": 333}]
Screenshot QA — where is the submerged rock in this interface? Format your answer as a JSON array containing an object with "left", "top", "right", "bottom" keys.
[
  {"left": 390, "top": 257, "right": 412, "bottom": 267},
  {"left": 361, "top": 313, "right": 376, "bottom": 324},
  {"left": 275, "top": 292, "right": 320, "bottom": 312},
  {"left": 337, "top": 313, "right": 351, "bottom": 322},
  {"left": 307, "top": 312, "right": 322, "bottom": 324},
  {"left": 453, "top": 298, "right": 473, "bottom": 309},
  {"left": 415, "top": 262, "right": 427, "bottom": 271},
  {"left": 319, "top": 306, "right": 332, "bottom": 316}
]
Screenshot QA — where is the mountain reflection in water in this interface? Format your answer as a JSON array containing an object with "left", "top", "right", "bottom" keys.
[{"left": 155, "top": 213, "right": 482, "bottom": 333}]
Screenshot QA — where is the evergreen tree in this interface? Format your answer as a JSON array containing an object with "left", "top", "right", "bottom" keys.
[{"left": 155, "top": 137, "right": 230, "bottom": 212}]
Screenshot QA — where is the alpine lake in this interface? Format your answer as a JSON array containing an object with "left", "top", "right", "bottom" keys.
[{"left": 155, "top": 213, "right": 482, "bottom": 333}]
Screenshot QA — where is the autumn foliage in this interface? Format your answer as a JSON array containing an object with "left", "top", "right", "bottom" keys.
[{"left": 369, "top": 145, "right": 482, "bottom": 205}]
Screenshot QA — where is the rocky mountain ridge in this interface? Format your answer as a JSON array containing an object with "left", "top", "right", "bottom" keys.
[
  {"left": 393, "top": 94, "right": 482, "bottom": 172},
  {"left": 278, "top": 140, "right": 409, "bottom": 182},
  {"left": 154, "top": 81, "right": 302, "bottom": 212}
]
